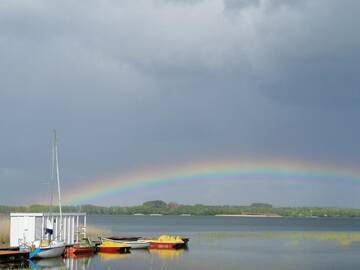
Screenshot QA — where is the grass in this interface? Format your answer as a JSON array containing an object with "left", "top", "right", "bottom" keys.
[
  {"left": 0, "top": 215, "right": 10, "bottom": 247},
  {"left": 196, "top": 231, "right": 360, "bottom": 246},
  {"left": 86, "top": 225, "right": 110, "bottom": 240}
]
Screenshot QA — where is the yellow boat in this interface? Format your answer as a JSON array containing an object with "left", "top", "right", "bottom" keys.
[
  {"left": 98, "top": 241, "right": 131, "bottom": 253},
  {"left": 145, "top": 235, "right": 188, "bottom": 249}
]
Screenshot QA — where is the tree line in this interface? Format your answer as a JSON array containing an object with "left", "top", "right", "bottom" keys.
[{"left": 1, "top": 201, "right": 360, "bottom": 217}]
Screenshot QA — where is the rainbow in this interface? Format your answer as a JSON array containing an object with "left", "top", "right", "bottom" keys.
[{"left": 62, "top": 159, "right": 360, "bottom": 205}]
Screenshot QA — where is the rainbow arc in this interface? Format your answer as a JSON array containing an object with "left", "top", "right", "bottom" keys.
[{"left": 62, "top": 159, "right": 360, "bottom": 205}]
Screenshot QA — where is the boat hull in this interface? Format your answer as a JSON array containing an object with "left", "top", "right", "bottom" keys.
[
  {"left": 126, "top": 242, "right": 149, "bottom": 249},
  {"left": 33, "top": 246, "right": 65, "bottom": 259},
  {"left": 181, "top": 238, "right": 190, "bottom": 245},
  {"left": 66, "top": 247, "right": 95, "bottom": 255},
  {"left": 98, "top": 247, "right": 131, "bottom": 253},
  {"left": 148, "top": 242, "right": 186, "bottom": 250},
  {"left": 101, "top": 237, "right": 149, "bottom": 249}
]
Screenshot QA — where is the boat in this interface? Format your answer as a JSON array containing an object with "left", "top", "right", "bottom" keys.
[
  {"left": 101, "top": 237, "right": 149, "bottom": 249},
  {"left": 30, "top": 131, "right": 66, "bottom": 259},
  {"left": 98, "top": 241, "right": 131, "bottom": 253},
  {"left": 30, "top": 241, "right": 66, "bottom": 259},
  {"left": 181, "top": 237, "right": 190, "bottom": 245},
  {"left": 65, "top": 238, "right": 96, "bottom": 256},
  {"left": 145, "top": 235, "right": 188, "bottom": 249}
]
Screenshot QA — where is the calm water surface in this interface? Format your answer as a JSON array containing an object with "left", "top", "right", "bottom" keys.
[{"left": 8, "top": 215, "right": 360, "bottom": 270}]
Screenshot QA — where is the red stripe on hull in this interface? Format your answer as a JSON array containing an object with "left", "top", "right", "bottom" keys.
[
  {"left": 69, "top": 247, "right": 95, "bottom": 254},
  {"left": 98, "top": 247, "right": 121, "bottom": 253},
  {"left": 65, "top": 247, "right": 96, "bottom": 258},
  {"left": 98, "top": 247, "right": 131, "bottom": 254},
  {"left": 149, "top": 243, "right": 178, "bottom": 249}
]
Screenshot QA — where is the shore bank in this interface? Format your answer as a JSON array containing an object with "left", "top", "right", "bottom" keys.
[
  {"left": 4, "top": 202, "right": 360, "bottom": 218},
  {"left": 215, "top": 214, "right": 282, "bottom": 218},
  {"left": 0, "top": 216, "right": 9, "bottom": 247}
]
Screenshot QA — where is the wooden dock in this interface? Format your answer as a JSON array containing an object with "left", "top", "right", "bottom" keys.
[{"left": 0, "top": 250, "right": 29, "bottom": 263}]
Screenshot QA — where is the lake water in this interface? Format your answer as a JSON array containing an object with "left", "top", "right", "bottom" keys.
[{"left": 8, "top": 215, "right": 360, "bottom": 269}]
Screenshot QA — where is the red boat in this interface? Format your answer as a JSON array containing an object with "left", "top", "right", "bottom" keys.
[
  {"left": 66, "top": 246, "right": 95, "bottom": 255},
  {"left": 145, "top": 235, "right": 189, "bottom": 250},
  {"left": 98, "top": 241, "right": 131, "bottom": 254},
  {"left": 65, "top": 252, "right": 95, "bottom": 259},
  {"left": 148, "top": 242, "right": 181, "bottom": 249},
  {"left": 65, "top": 238, "right": 96, "bottom": 256}
]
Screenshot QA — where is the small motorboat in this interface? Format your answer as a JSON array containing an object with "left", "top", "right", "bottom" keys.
[
  {"left": 101, "top": 237, "right": 150, "bottom": 249},
  {"left": 30, "top": 240, "right": 66, "bottom": 259},
  {"left": 98, "top": 241, "right": 131, "bottom": 253},
  {"left": 66, "top": 238, "right": 96, "bottom": 256},
  {"left": 145, "top": 235, "right": 188, "bottom": 250}
]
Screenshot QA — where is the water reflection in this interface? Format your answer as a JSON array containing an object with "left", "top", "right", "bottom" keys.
[
  {"left": 29, "top": 257, "right": 65, "bottom": 269},
  {"left": 29, "top": 255, "right": 95, "bottom": 270},
  {"left": 0, "top": 261, "right": 29, "bottom": 269},
  {"left": 65, "top": 253, "right": 95, "bottom": 260},
  {"left": 1, "top": 249, "right": 187, "bottom": 270},
  {"left": 65, "top": 255, "right": 94, "bottom": 270},
  {"left": 3, "top": 227, "right": 360, "bottom": 270},
  {"left": 97, "top": 252, "right": 130, "bottom": 262},
  {"left": 149, "top": 249, "right": 185, "bottom": 260}
]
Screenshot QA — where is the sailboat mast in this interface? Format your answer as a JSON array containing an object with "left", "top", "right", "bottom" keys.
[{"left": 54, "top": 130, "right": 63, "bottom": 239}]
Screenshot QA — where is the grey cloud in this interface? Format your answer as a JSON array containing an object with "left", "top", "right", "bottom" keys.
[
  {"left": 159, "top": 0, "right": 204, "bottom": 5},
  {"left": 224, "top": 0, "right": 260, "bottom": 11},
  {"left": 0, "top": 0, "right": 359, "bottom": 206}
]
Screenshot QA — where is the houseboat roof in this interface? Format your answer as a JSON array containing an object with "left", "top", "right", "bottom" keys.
[{"left": 10, "top": 212, "right": 86, "bottom": 217}]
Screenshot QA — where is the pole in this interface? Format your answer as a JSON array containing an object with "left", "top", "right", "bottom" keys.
[{"left": 54, "top": 130, "right": 63, "bottom": 240}]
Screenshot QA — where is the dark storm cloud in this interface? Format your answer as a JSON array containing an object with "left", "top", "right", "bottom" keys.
[
  {"left": 250, "top": 0, "right": 360, "bottom": 107},
  {"left": 0, "top": 0, "right": 359, "bottom": 206},
  {"left": 160, "top": 0, "right": 204, "bottom": 4},
  {"left": 224, "top": 0, "right": 260, "bottom": 11}
]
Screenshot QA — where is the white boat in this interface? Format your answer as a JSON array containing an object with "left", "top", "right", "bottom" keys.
[
  {"left": 30, "top": 131, "right": 66, "bottom": 259},
  {"left": 31, "top": 241, "right": 66, "bottom": 259},
  {"left": 123, "top": 240, "right": 149, "bottom": 249},
  {"left": 101, "top": 237, "right": 150, "bottom": 249}
]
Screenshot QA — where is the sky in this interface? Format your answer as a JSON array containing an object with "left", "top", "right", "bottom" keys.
[{"left": 1, "top": 0, "right": 360, "bottom": 207}]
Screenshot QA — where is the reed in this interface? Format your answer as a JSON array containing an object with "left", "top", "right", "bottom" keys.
[
  {"left": 86, "top": 225, "right": 110, "bottom": 240},
  {"left": 0, "top": 215, "right": 10, "bottom": 247},
  {"left": 197, "top": 231, "right": 360, "bottom": 247}
]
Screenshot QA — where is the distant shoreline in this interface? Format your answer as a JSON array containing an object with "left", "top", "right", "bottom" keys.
[
  {"left": 3, "top": 212, "right": 360, "bottom": 218},
  {"left": 2, "top": 201, "right": 360, "bottom": 218},
  {"left": 215, "top": 214, "right": 282, "bottom": 218}
]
